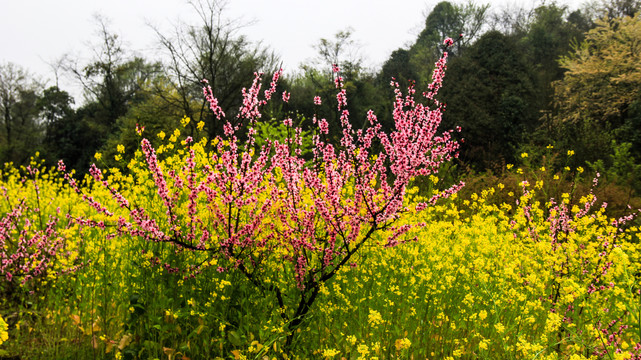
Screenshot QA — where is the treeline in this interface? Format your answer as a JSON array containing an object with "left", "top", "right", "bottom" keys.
[{"left": 1, "top": 0, "right": 640, "bottom": 188}]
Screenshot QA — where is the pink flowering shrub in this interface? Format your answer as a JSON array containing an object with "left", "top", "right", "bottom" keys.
[
  {"left": 514, "top": 174, "right": 641, "bottom": 358},
  {"left": 59, "top": 38, "right": 463, "bottom": 346},
  {"left": 0, "top": 164, "right": 77, "bottom": 298}
]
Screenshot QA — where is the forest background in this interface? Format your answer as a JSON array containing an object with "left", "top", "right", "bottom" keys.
[{"left": 2, "top": 0, "right": 641, "bottom": 198}]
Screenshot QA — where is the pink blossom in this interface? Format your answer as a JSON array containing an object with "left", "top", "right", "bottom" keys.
[{"left": 202, "top": 79, "right": 226, "bottom": 120}]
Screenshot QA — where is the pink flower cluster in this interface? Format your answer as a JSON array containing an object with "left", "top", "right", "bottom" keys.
[
  {"left": 594, "top": 317, "right": 641, "bottom": 358},
  {"left": 202, "top": 79, "right": 226, "bottom": 121},
  {"left": 0, "top": 169, "right": 71, "bottom": 286}
]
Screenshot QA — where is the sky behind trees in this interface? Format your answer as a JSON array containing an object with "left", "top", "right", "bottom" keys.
[{"left": 1, "top": 0, "right": 584, "bottom": 100}]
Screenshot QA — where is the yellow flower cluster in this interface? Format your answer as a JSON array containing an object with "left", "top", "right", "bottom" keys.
[
  {"left": 304, "top": 178, "right": 640, "bottom": 358},
  {"left": 2, "top": 128, "right": 639, "bottom": 360},
  {"left": 0, "top": 314, "right": 8, "bottom": 345}
]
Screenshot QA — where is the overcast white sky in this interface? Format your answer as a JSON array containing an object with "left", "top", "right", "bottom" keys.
[{"left": 0, "top": 0, "right": 585, "bottom": 100}]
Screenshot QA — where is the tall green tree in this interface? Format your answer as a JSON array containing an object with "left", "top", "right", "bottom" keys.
[
  {"left": 440, "top": 31, "right": 538, "bottom": 169},
  {"left": 521, "top": 3, "right": 590, "bottom": 118},
  {"left": 0, "top": 63, "right": 42, "bottom": 165},
  {"left": 38, "top": 86, "right": 83, "bottom": 168},
  {"left": 38, "top": 88, "right": 98, "bottom": 171},
  {"left": 376, "top": 1, "right": 489, "bottom": 139},
  {"left": 408, "top": 1, "right": 489, "bottom": 88},
  {"left": 378, "top": 49, "right": 417, "bottom": 90},
  {"left": 38, "top": 86, "right": 74, "bottom": 126}
]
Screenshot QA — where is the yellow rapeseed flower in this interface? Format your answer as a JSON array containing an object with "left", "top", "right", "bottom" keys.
[
  {"left": 357, "top": 344, "right": 369, "bottom": 357},
  {"left": 0, "top": 314, "right": 8, "bottom": 345},
  {"left": 479, "top": 339, "right": 489, "bottom": 350},
  {"left": 322, "top": 348, "right": 340, "bottom": 358},
  {"left": 395, "top": 338, "right": 411, "bottom": 351},
  {"left": 347, "top": 335, "right": 357, "bottom": 345},
  {"left": 479, "top": 310, "right": 487, "bottom": 320},
  {"left": 544, "top": 312, "right": 562, "bottom": 333},
  {"left": 368, "top": 309, "right": 384, "bottom": 327}
]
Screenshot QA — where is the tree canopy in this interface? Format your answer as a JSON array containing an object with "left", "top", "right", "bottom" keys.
[{"left": 552, "top": 14, "right": 641, "bottom": 161}]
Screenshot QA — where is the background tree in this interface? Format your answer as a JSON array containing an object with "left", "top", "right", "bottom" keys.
[
  {"left": 488, "top": 2, "right": 536, "bottom": 36},
  {"left": 97, "top": 77, "right": 189, "bottom": 168},
  {"left": 289, "top": 29, "right": 385, "bottom": 144},
  {"left": 0, "top": 63, "right": 42, "bottom": 165},
  {"left": 521, "top": 3, "right": 590, "bottom": 114},
  {"left": 408, "top": 1, "right": 489, "bottom": 88},
  {"left": 308, "top": 27, "right": 363, "bottom": 81},
  {"left": 378, "top": 49, "right": 417, "bottom": 91},
  {"left": 37, "top": 86, "right": 85, "bottom": 169},
  {"left": 154, "top": 0, "right": 279, "bottom": 140},
  {"left": 440, "top": 31, "right": 538, "bottom": 169},
  {"left": 66, "top": 17, "right": 159, "bottom": 130},
  {"left": 59, "top": 17, "right": 161, "bottom": 171},
  {"left": 551, "top": 14, "right": 641, "bottom": 163},
  {"left": 599, "top": 0, "right": 641, "bottom": 18}
]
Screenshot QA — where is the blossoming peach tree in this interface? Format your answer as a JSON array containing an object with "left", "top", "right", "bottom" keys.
[{"left": 59, "top": 38, "right": 463, "bottom": 346}]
